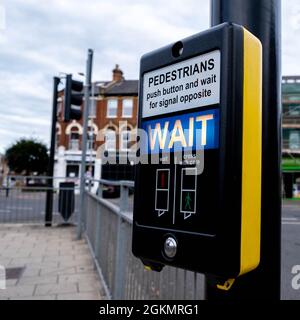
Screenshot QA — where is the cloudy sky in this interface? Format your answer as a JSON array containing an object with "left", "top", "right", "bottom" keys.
[{"left": 0, "top": 0, "right": 299, "bottom": 153}]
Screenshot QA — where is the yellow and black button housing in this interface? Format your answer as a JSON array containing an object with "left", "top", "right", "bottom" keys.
[{"left": 132, "top": 22, "right": 262, "bottom": 280}]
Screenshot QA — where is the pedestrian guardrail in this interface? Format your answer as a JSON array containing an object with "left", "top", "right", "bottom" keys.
[
  {"left": 84, "top": 179, "right": 205, "bottom": 300},
  {"left": 0, "top": 175, "right": 79, "bottom": 224}
]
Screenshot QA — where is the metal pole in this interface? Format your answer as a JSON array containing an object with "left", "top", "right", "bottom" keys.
[
  {"left": 45, "top": 77, "right": 60, "bottom": 227},
  {"left": 206, "top": 0, "right": 282, "bottom": 299},
  {"left": 77, "top": 49, "right": 94, "bottom": 239},
  {"left": 90, "top": 83, "right": 95, "bottom": 168},
  {"left": 86, "top": 83, "right": 95, "bottom": 187}
]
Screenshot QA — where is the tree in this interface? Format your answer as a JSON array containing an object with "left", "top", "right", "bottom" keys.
[{"left": 5, "top": 138, "right": 49, "bottom": 175}]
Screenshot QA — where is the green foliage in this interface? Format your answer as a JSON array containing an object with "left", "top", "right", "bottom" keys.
[{"left": 5, "top": 138, "right": 49, "bottom": 175}]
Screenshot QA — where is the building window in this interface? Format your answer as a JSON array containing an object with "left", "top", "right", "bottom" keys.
[
  {"left": 120, "top": 128, "right": 131, "bottom": 151},
  {"left": 122, "top": 99, "right": 133, "bottom": 118},
  {"left": 57, "top": 97, "right": 63, "bottom": 118},
  {"left": 289, "top": 130, "right": 300, "bottom": 150},
  {"left": 56, "top": 133, "right": 60, "bottom": 150},
  {"left": 89, "top": 99, "right": 97, "bottom": 118},
  {"left": 105, "top": 128, "right": 116, "bottom": 151},
  {"left": 69, "top": 128, "right": 80, "bottom": 151},
  {"left": 55, "top": 126, "right": 61, "bottom": 150},
  {"left": 107, "top": 99, "right": 118, "bottom": 118},
  {"left": 289, "top": 105, "right": 300, "bottom": 116},
  {"left": 67, "top": 165, "right": 79, "bottom": 178},
  {"left": 87, "top": 133, "right": 93, "bottom": 150},
  {"left": 283, "top": 104, "right": 300, "bottom": 116},
  {"left": 288, "top": 95, "right": 300, "bottom": 102},
  {"left": 87, "top": 126, "right": 96, "bottom": 150}
]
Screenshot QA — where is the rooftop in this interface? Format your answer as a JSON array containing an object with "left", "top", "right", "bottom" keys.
[
  {"left": 60, "top": 65, "right": 138, "bottom": 97},
  {"left": 104, "top": 79, "right": 138, "bottom": 96}
]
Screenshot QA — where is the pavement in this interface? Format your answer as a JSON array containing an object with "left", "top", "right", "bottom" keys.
[
  {"left": 0, "top": 198, "right": 299, "bottom": 300},
  {"left": 0, "top": 224, "right": 106, "bottom": 300}
]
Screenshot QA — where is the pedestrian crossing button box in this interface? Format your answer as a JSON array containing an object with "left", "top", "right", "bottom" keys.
[{"left": 132, "top": 22, "right": 262, "bottom": 283}]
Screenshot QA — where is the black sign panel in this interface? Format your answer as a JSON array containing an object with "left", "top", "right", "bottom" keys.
[{"left": 132, "top": 22, "right": 260, "bottom": 279}]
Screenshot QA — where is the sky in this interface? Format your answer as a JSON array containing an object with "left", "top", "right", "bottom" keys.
[{"left": 0, "top": 0, "right": 299, "bottom": 153}]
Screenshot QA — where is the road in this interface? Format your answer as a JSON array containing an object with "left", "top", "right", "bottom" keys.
[
  {"left": 0, "top": 189, "right": 299, "bottom": 299},
  {"left": 0, "top": 189, "right": 79, "bottom": 224},
  {"left": 281, "top": 200, "right": 300, "bottom": 300}
]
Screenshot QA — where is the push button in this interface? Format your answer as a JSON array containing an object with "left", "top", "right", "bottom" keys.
[{"left": 164, "top": 237, "right": 177, "bottom": 259}]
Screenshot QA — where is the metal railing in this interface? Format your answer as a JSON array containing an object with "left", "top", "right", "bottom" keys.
[
  {"left": 0, "top": 175, "right": 79, "bottom": 224},
  {"left": 84, "top": 179, "right": 205, "bottom": 300}
]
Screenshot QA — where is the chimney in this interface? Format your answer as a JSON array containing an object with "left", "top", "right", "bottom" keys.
[{"left": 112, "top": 64, "right": 124, "bottom": 82}]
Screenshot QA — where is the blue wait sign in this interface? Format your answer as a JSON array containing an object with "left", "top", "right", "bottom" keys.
[{"left": 141, "top": 108, "right": 219, "bottom": 154}]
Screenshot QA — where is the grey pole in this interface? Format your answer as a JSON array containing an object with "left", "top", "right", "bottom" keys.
[
  {"left": 206, "top": 0, "right": 282, "bottom": 300},
  {"left": 77, "top": 49, "right": 94, "bottom": 239},
  {"left": 88, "top": 83, "right": 95, "bottom": 178},
  {"left": 45, "top": 76, "right": 60, "bottom": 227}
]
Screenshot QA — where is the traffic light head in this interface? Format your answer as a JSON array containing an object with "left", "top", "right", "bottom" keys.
[{"left": 64, "top": 74, "right": 83, "bottom": 122}]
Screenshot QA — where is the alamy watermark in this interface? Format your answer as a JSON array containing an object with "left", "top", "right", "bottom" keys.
[
  {"left": 95, "top": 124, "right": 206, "bottom": 175},
  {"left": 0, "top": 265, "right": 6, "bottom": 290},
  {"left": 292, "top": 265, "right": 300, "bottom": 290}
]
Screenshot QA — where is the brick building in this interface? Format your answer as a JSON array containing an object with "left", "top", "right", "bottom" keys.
[
  {"left": 54, "top": 66, "right": 300, "bottom": 197},
  {"left": 54, "top": 65, "right": 138, "bottom": 189}
]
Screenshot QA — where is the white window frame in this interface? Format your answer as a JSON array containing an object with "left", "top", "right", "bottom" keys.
[
  {"left": 87, "top": 130, "right": 95, "bottom": 150},
  {"left": 57, "top": 97, "right": 63, "bottom": 117},
  {"left": 69, "top": 132, "right": 80, "bottom": 151},
  {"left": 105, "top": 130, "right": 116, "bottom": 151},
  {"left": 122, "top": 99, "right": 133, "bottom": 118},
  {"left": 107, "top": 99, "right": 118, "bottom": 118},
  {"left": 120, "top": 130, "right": 131, "bottom": 151}
]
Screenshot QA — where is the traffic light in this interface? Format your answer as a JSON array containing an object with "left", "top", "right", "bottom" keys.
[{"left": 64, "top": 74, "right": 83, "bottom": 122}]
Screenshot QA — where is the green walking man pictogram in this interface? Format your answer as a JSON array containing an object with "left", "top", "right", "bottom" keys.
[{"left": 184, "top": 192, "right": 192, "bottom": 211}]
